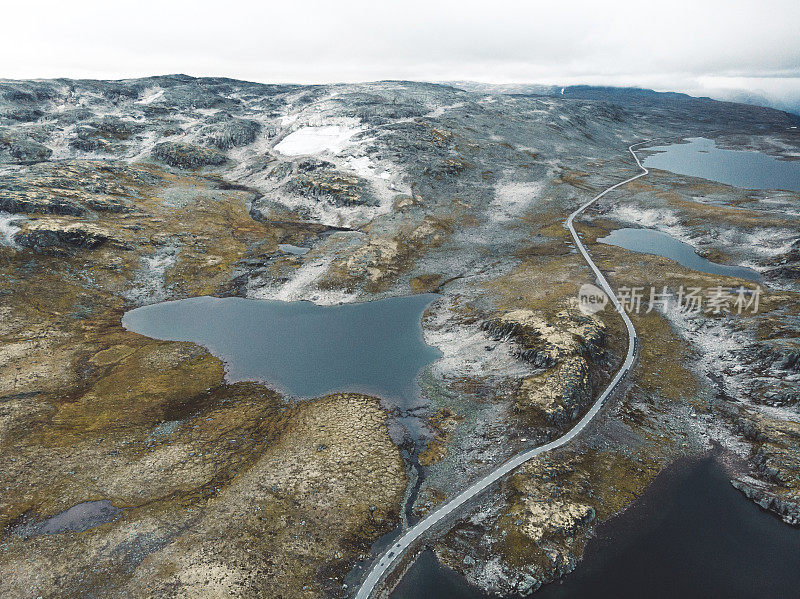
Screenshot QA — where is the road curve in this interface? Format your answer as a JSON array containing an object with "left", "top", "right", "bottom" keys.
[{"left": 354, "top": 143, "right": 649, "bottom": 599}]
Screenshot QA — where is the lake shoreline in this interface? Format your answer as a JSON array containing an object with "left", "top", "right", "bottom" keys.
[{"left": 390, "top": 450, "right": 800, "bottom": 599}]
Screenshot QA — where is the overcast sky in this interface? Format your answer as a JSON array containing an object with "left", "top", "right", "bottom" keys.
[{"left": 3, "top": 0, "right": 799, "bottom": 108}]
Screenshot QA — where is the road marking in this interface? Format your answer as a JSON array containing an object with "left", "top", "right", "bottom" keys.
[{"left": 354, "top": 142, "right": 649, "bottom": 599}]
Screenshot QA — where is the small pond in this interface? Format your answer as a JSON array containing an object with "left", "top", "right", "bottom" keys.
[
  {"left": 598, "top": 227, "right": 761, "bottom": 282},
  {"left": 13, "top": 500, "right": 122, "bottom": 539}
]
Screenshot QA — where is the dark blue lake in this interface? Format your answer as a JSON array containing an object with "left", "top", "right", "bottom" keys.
[
  {"left": 122, "top": 294, "right": 440, "bottom": 401},
  {"left": 391, "top": 457, "right": 800, "bottom": 599},
  {"left": 643, "top": 137, "right": 800, "bottom": 192},
  {"left": 598, "top": 227, "right": 762, "bottom": 282}
]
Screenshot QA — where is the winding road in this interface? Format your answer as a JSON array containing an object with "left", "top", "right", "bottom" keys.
[{"left": 354, "top": 143, "right": 649, "bottom": 599}]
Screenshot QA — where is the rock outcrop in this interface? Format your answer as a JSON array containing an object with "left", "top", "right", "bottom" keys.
[
  {"left": 731, "top": 479, "right": 800, "bottom": 525},
  {"left": 15, "top": 219, "right": 112, "bottom": 251},
  {"left": 152, "top": 141, "right": 227, "bottom": 169},
  {"left": 286, "top": 169, "right": 377, "bottom": 207},
  {"left": 484, "top": 306, "right": 607, "bottom": 426},
  {"left": 0, "top": 131, "right": 52, "bottom": 163},
  {"left": 203, "top": 116, "right": 262, "bottom": 150}
]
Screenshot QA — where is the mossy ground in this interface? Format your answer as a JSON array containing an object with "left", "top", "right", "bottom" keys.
[{"left": 0, "top": 160, "right": 408, "bottom": 598}]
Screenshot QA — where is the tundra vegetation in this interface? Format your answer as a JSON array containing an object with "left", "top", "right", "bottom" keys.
[{"left": 0, "top": 76, "right": 798, "bottom": 597}]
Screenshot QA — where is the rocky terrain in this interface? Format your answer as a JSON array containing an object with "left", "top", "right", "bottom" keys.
[{"left": 0, "top": 75, "right": 798, "bottom": 597}]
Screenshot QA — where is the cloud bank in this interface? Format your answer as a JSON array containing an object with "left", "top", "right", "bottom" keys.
[{"left": 3, "top": 0, "right": 799, "bottom": 111}]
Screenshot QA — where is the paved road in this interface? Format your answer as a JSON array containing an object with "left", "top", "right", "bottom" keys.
[{"left": 354, "top": 143, "right": 649, "bottom": 599}]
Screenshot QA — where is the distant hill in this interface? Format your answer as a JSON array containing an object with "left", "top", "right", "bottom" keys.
[{"left": 447, "top": 82, "right": 800, "bottom": 117}]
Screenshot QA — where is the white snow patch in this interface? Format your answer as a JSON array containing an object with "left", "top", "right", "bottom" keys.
[
  {"left": 662, "top": 304, "right": 748, "bottom": 395},
  {"left": 247, "top": 151, "right": 410, "bottom": 229},
  {"left": 715, "top": 227, "right": 796, "bottom": 259},
  {"left": 124, "top": 247, "right": 179, "bottom": 305},
  {"left": 194, "top": 108, "right": 221, "bottom": 117},
  {"left": 280, "top": 112, "right": 297, "bottom": 127},
  {"left": 0, "top": 165, "right": 22, "bottom": 177},
  {"left": 657, "top": 305, "right": 792, "bottom": 422},
  {"left": 344, "top": 155, "right": 395, "bottom": 184},
  {"left": 346, "top": 155, "right": 377, "bottom": 178},
  {"left": 257, "top": 189, "right": 383, "bottom": 230},
  {"left": 136, "top": 87, "right": 164, "bottom": 105},
  {"left": 468, "top": 555, "right": 514, "bottom": 595},
  {"left": 681, "top": 402, "right": 753, "bottom": 456},
  {"left": 609, "top": 204, "right": 796, "bottom": 267},
  {"left": 759, "top": 195, "right": 800, "bottom": 217},
  {"left": 422, "top": 296, "right": 533, "bottom": 382},
  {"left": 608, "top": 205, "right": 687, "bottom": 238},
  {"left": 129, "top": 129, "right": 163, "bottom": 162},
  {"left": 756, "top": 404, "right": 800, "bottom": 422},
  {"left": 46, "top": 123, "right": 78, "bottom": 160},
  {"left": 423, "top": 102, "right": 464, "bottom": 119},
  {"left": 490, "top": 180, "right": 543, "bottom": 222},
  {"left": 0, "top": 212, "right": 22, "bottom": 247},
  {"left": 274, "top": 126, "right": 361, "bottom": 156},
  {"left": 247, "top": 256, "right": 356, "bottom": 306},
  {"left": 341, "top": 153, "right": 409, "bottom": 206}
]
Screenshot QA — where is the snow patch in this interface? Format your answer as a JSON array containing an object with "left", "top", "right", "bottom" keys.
[
  {"left": 124, "top": 247, "right": 179, "bottom": 305},
  {"left": 715, "top": 227, "right": 796, "bottom": 259},
  {"left": 257, "top": 189, "right": 383, "bottom": 230},
  {"left": 423, "top": 296, "right": 533, "bottom": 382},
  {"left": 249, "top": 149, "right": 410, "bottom": 230},
  {"left": 274, "top": 126, "right": 361, "bottom": 156},
  {"left": 662, "top": 304, "right": 749, "bottom": 396},
  {"left": 755, "top": 403, "right": 800, "bottom": 422},
  {"left": 423, "top": 102, "right": 464, "bottom": 119},
  {"left": 346, "top": 156, "right": 377, "bottom": 178},
  {"left": 46, "top": 123, "right": 78, "bottom": 160},
  {"left": 490, "top": 180, "right": 543, "bottom": 222},
  {"left": 247, "top": 256, "right": 356, "bottom": 305},
  {"left": 0, "top": 212, "right": 22, "bottom": 247},
  {"left": 136, "top": 87, "right": 164, "bottom": 105},
  {"left": 609, "top": 205, "right": 795, "bottom": 268},
  {"left": 128, "top": 129, "right": 163, "bottom": 162},
  {"left": 345, "top": 155, "right": 395, "bottom": 184},
  {"left": 608, "top": 205, "right": 687, "bottom": 237}
]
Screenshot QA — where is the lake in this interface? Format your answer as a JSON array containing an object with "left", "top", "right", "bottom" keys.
[
  {"left": 391, "top": 456, "right": 800, "bottom": 599},
  {"left": 123, "top": 294, "right": 441, "bottom": 402},
  {"left": 598, "top": 227, "right": 762, "bottom": 282},
  {"left": 643, "top": 137, "right": 800, "bottom": 192}
]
